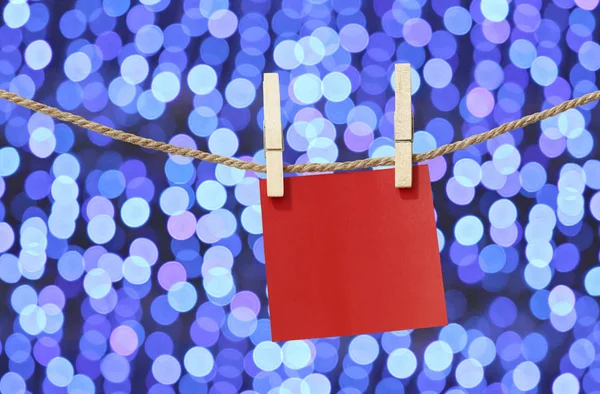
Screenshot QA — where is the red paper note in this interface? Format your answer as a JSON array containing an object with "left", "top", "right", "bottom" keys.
[{"left": 259, "top": 165, "right": 447, "bottom": 342}]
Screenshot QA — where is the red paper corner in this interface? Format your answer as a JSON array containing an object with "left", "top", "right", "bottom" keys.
[{"left": 260, "top": 165, "right": 447, "bottom": 341}]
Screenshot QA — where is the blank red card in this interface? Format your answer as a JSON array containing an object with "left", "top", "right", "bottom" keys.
[{"left": 259, "top": 165, "right": 447, "bottom": 341}]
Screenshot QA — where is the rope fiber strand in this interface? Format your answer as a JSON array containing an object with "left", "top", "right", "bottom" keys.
[{"left": 1, "top": 89, "right": 599, "bottom": 174}]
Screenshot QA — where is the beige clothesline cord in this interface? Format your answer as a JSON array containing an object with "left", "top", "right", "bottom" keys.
[{"left": 1, "top": 89, "right": 600, "bottom": 173}]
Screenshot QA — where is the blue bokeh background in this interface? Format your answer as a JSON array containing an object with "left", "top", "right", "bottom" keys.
[{"left": 1, "top": 0, "right": 600, "bottom": 393}]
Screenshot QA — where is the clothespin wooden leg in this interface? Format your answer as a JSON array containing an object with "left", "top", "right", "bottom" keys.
[
  {"left": 394, "top": 63, "right": 413, "bottom": 188},
  {"left": 263, "top": 73, "right": 284, "bottom": 197}
]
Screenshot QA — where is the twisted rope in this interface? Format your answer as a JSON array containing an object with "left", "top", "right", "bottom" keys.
[{"left": 1, "top": 89, "right": 599, "bottom": 173}]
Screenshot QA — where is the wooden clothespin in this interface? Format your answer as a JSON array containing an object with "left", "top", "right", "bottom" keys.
[
  {"left": 394, "top": 63, "right": 413, "bottom": 188},
  {"left": 263, "top": 73, "right": 284, "bottom": 197}
]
